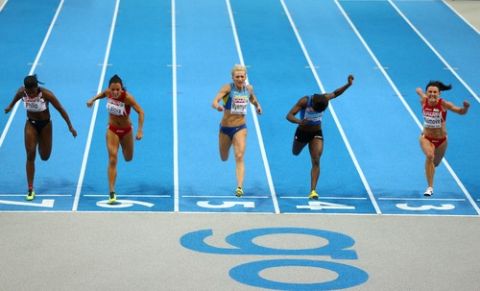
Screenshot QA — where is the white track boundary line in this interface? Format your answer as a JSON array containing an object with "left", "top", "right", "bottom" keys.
[
  {"left": 281, "top": 196, "right": 368, "bottom": 200},
  {"left": 83, "top": 194, "right": 170, "bottom": 198},
  {"left": 182, "top": 195, "right": 270, "bottom": 199},
  {"left": 172, "top": 0, "right": 179, "bottom": 212},
  {"left": 281, "top": 0, "right": 381, "bottom": 214},
  {"left": 442, "top": 0, "right": 480, "bottom": 35},
  {"left": 72, "top": 0, "right": 120, "bottom": 211},
  {"left": 0, "top": 0, "right": 9, "bottom": 12},
  {"left": 379, "top": 197, "right": 465, "bottom": 201},
  {"left": 0, "top": 194, "right": 71, "bottom": 197},
  {"left": 389, "top": 0, "right": 479, "bottom": 104},
  {"left": 336, "top": 0, "right": 480, "bottom": 215},
  {"left": 0, "top": 0, "right": 65, "bottom": 148},
  {"left": 226, "top": 0, "right": 280, "bottom": 214}
]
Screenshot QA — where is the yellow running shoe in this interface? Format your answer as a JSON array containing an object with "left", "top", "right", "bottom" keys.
[
  {"left": 308, "top": 190, "right": 318, "bottom": 200},
  {"left": 108, "top": 192, "right": 117, "bottom": 204},
  {"left": 26, "top": 190, "right": 35, "bottom": 201},
  {"left": 235, "top": 187, "right": 244, "bottom": 197}
]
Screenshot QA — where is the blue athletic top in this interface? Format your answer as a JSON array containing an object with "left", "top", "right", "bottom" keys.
[
  {"left": 299, "top": 95, "right": 323, "bottom": 126},
  {"left": 223, "top": 83, "right": 249, "bottom": 115}
]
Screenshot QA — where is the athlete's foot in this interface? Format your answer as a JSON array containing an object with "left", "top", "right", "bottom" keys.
[
  {"left": 424, "top": 187, "right": 433, "bottom": 197},
  {"left": 26, "top": 189, "right": 35, "bottom": 201},
  {"left": 308, "top": 190, "right": 319, "bottom": 200},
  {"left": 108, "top": 191, "right": 117, "bottom": 204},
  {"left": 235, "top": 187, "right": 244, "bottom": 198}
]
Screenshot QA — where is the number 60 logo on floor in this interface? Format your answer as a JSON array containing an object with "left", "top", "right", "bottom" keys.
[{"left": 180, "top": 227, "right": 368, "bottom": 290}]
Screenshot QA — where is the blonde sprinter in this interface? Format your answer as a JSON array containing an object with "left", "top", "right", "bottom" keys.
[{"left": 211, "top": 65, "right": 262, "bottom": 197}]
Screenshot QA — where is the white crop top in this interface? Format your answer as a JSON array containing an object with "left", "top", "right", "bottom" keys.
[{"left": 23, "top": 91, "right": 48, "bottom": 112}]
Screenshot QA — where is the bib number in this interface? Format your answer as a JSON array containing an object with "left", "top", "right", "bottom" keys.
[
  {"left": 107, "top": 100, "right": 126, "bottom": 116},
  {"left": 423, "top": 111, "right": 442, "bottom": 128},
  {"left": 231, "top": 95, "right": 248, "bottom": 115},
  {"left": 24, "top": 99, "right": 46, "bottom": 112}
]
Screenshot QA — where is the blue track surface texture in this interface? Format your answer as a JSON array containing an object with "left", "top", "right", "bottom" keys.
[{"left": 1, "top": 0, "right": 478, "bottom": 215}]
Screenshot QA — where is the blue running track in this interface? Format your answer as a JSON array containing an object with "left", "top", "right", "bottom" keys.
[{"left": 1, "top": 0, "right": 479, "bottom": 216}]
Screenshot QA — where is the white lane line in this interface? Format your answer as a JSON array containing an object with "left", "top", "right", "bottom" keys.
[
  {"left": 281, "top": 196, "right": 368, "bottom": 200},
  {"left": 182, "top": 195, "right": 270, "bottom": 199},
  {"left": 226, "top": 0, "right": 280, "bottom": 214},
  {"left": 389, "top": 0, "right": 480, "bottom": 104},
  {"left": 172, "top": 0, "right": 179, "bottom": 212},
  {"left": 84, "top": 194, "right": 171, "bottom": 198},
  {"left": 442, "top": 0, "right": 480, "bottom": 35},
  {"left": 281, "top": 0, "right": 381, "bottom": 214},
  {"left": 379, "top": 197, "right": 465, "bottom": 201},
  {"left": 0, "top": 0, "right": 9, "bottom": 12},
  {"left": 0, "top": 194, "right": 71, "bottom": 197},
  {"left": 336, "top": 0, "right": 480, "bottom": 215},
  {"left": 72, "top": 0, "right": 120, "bottom": 211},
  {"left": 0, "top": 0, "right": 65, "bottom": 148}
]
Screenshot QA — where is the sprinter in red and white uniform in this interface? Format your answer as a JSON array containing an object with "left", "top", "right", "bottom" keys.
[
  {"left": 87, "top": 75, "right": 144, "bottom": 204},
  {"left": 417, "top": 81, "right": 469, "bottom": 196},
  {"left": 4, "top": 75, "right": 77, "bottom": 201}
]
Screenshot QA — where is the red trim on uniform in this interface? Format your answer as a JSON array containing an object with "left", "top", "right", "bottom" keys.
[
  {"left": 108, "top": 124, "right": 132, "bottom": 139},
  {"left": 424, "top": 135, "right": 447, "bottom": 148}
]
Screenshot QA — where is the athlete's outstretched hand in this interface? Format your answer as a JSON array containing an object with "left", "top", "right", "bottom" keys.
[
  {"left": 347, "top": 75, "right": 354, "bottom": 86},
  {"left": 69, "top": 126, "right": 78, "bottom": 138}
]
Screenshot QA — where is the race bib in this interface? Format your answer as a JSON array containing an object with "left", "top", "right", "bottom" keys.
[
  {"left": 23, "top": 98, "right": 47, "bottom": 112},
  {"left": 304, "top": 107, "right": 323, "bottom": 123},
  {"left": 231, "top": 94, "right": 248, "bottom": 115},
  {"left": 423, "top": 110, "right": 442, "bottom": 128},
  {"left": 107, "top": 99, "right": 126, "bottom": 116}
]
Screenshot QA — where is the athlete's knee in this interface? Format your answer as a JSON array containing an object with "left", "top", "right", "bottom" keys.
[
  {"left": 234, "top": 151, "right": 244, "bottom": 162},
  {"left": 109, "top": 155, "right": 118, "bottom": 167},
  {"left": 292, "top": 143, "right": 305, "bottom": 156},
  {"left": 40, "top": 153, "right": 51, "bottom": 161},
  {"left": 426, "top": 153, "right": 435, "bottom": 162},
  {"left": 122, "top": 148, "right": 133, "bottom": 162},
  {"left": 219, "top": 150, "right": 229, "bottom": 161},
  {"left": 26, "top": 151, "right": 36, "bottom": 161}
]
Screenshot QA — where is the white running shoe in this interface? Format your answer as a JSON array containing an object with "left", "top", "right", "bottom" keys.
[{"left": 424, "top": 187, "right": 433, "bottom": 196}]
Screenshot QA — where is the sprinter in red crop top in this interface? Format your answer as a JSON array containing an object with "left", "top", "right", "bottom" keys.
[
  {"left": 417, "top": 81, "right": 469, "bottom": 197},
  {"left": 4, "top": 75, "right": 77, "bottom": 201},
  {"left": 87, "top": 74, "right": 144, "bottom": 204}
]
